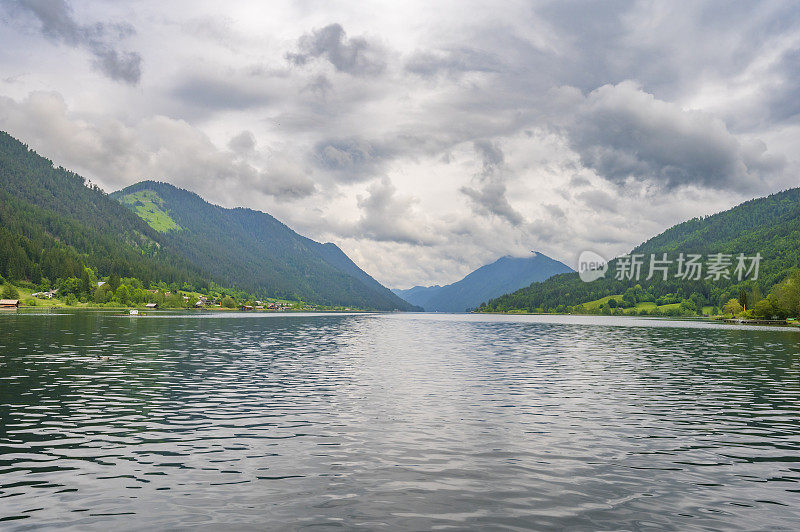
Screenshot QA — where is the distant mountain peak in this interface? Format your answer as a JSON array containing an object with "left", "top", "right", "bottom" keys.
[{"left": 394, "top": 251, "right": 573, "bottom": 312}]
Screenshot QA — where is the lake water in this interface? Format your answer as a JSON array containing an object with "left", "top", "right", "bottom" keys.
[{"left": 1, "top": 311, "right": 799, "bottom": 530}]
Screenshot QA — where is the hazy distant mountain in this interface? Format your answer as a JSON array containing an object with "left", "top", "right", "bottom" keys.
[
  {"left": 391, "top": 285, "right": 443, "bottom": 309},
  {"left": 394, "top": 253, "right": 574, "bottom": 312},
  {"left": 112, "top": 181, "right": 418, "bottom": 311}
]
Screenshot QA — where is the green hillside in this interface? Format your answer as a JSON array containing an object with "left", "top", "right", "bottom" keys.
[
  {"left": 116, "top": 189, "right": 183, "bottom": 233},
  {"left": 0, "top": 130, "right": 416, "bottom": 311},
  {"left": 478, "top": 188, "right": 800, "bottom": 318},
  {"left": 0, "top": 131, "right": 204, "bottom": 287},
  {"left": 112, "top": 181, "right": 416, "bottom": 311}
]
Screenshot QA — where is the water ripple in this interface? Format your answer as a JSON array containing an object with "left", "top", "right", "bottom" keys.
[{"left": 1, "top": 311, "right": 799, "bottom": 529}]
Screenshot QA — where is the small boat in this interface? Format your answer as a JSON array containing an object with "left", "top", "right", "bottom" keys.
[{"left": 129, "top": 309, "right": 139, "bottom": 315}]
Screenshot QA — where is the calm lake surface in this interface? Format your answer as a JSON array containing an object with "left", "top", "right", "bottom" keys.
[{"left": 1, "top": 311, "right": 799, "bottom": 530}]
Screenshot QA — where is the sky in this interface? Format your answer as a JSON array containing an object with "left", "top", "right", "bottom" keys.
[{"left": 1, "top": 0, "right": 798, "bottom": 289}]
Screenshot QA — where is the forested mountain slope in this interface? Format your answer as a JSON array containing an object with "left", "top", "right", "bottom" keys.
[
  {"left": 479, "top": 188, "right": 800, "bottom": 313},
  {"left": 113, "top": 181, "right": 416, "bottom": 310},
  {"left": 0, "top": 130, "right": 416, "bottom": 310},
  {"left": 0, "top": 131, "right": 202, "bottom": 286}
]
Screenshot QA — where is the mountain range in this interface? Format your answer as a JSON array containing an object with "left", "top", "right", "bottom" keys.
[
  {"left": 0, "top": 131, "right": 416, "bottom": 311},
  {"left": 6, "top": 126, "right": 799, "bottom": 316},
  {"left": 393, "top": 253, "right": 573, "bottom": 312}
]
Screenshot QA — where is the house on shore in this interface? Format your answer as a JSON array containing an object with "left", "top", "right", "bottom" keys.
[
  {"left": 32, "top": 290, "right": 57, "bottom": 299},
  {"left": 145, "top": 303, "right": 158, "bottom": 309},
  {"left": 0, "top": 299, "right": 20, "bottom": 308},
  {"left": 240, "top": 304, "right": 254, "bottom": 311}
]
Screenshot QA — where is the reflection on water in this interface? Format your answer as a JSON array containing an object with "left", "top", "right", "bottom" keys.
[{"left": 1, "top": 311, "right": 799, "bottom": 529}]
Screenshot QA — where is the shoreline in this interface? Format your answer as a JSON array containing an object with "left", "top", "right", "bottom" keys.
[
  {"left": 7, "top": 307, "right": 799, "bottom": 328},
  {"left": 4, "top": 306, "right": 378, "bottom": 315},
  {"left": 473, "top": 310, "right": 800, "bottom": 327}
]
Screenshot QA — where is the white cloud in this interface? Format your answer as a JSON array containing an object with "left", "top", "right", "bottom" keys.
[
  {"left": 6, "top": 0, "right": 142, "bottom": 84},
  {"left": 0, "top": 0, "right": 797, "bottom": 288},
  {"left": 557, "top": 81, "right": 786, "bottom": 191},
  {"left": 0, "top": 91, "right": 316, "bottom": 204}
]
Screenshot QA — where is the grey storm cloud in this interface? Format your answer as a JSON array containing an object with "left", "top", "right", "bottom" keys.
[
  {"left": 252, "top": 162, "right": 316, "bottom": 200},
  {"left": 286, "top": 23, "right": 386, "bottom": 76},
  {"left": 460, "top": 140, "right": 524, "bottom": 226},
  {"left": 312, "top": 132, "right": 454, "bottom": 183},
  {"left": 475, "top": 140, "right": 503, "bottom": 169},
  {"left": 353, "top": 177, "right": 437, "bottom": 246},
  {"left": 543, "top": 203, "right": 566, "bottom": 219},
  {"left": 561, "top": 82, "right": 786, "bottom": 191},
  {"left": 303, "top": 74, "right": 333, "bottom": 96},
  {"left": 9, "top": 0, "right": 142, "bottom": 84},
  {"left": 228, "top": 130, "right": 256, "bottom": 154},
  {"left": 405, "top": 47, "right": 503, "bottom": 77},
  {"left": 763, "top": 47, "right": 800, "bottom": 124},
  {"left": 576, "top": 189, "right": 619, "bottom": 214},
  {"left": 313, "top": 137, "right": 391, "bottom": 182},
  {"left": 171, "top": 75, "right": 271, "bottom": 112},
  {"left": 568, "top": 175, "right": 591, "bottom": 188}
]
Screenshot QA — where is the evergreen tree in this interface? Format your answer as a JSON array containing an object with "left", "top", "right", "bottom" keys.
[
  {"left": 738, "top": 288, "right": 749, "bottom": 311},
  {"left": 2, "top": 284, "right": 19, "bottom": 299}
]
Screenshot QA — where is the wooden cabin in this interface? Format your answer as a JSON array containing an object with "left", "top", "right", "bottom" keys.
[{"left": 0, "top": 299, "right": 20, "bottom": 308}]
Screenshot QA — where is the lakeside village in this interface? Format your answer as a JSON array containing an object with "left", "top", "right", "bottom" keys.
[{"left": 0, "top": 270, "right": 355, "bottom": 313}]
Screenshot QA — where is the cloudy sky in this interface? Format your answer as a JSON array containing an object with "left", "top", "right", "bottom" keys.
[{"left": 1, "top": 1, "right": 798, "bottom": 288}]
